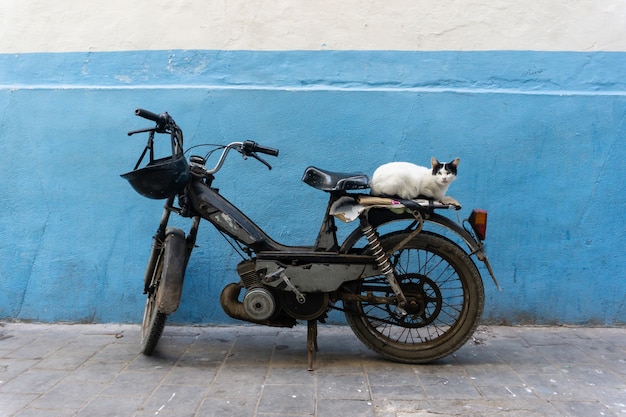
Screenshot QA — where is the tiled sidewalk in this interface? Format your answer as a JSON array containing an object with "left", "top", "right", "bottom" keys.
[{"left": 0, "top": 323, "right": 625, "bottom": 416}]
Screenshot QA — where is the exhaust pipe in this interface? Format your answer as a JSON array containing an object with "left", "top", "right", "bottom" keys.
[
  {"left": 219, "top": 282, "right": 295, "bottom": 327},
  {"left": 219, "top": 283, "right": 250, "bottom": 322}
]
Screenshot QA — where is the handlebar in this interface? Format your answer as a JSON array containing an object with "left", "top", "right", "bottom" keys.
[
  {"left": 134, "top": 108, "right": 161, "bottom": 122},
  {"left": 129, "top": 109, "right": 279, "bottom": 173},
  {"left": 192, "top": 141, "right": 279, "bottom": 176},
  {"left": 134, "top": 108, "right": 176, "bottom": 134},
  {"left": 242, "top": 141, "right": 279, "bottom": 157}
]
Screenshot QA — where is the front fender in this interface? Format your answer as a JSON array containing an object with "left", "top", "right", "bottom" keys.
[{"left": 156, "top": 227, "right": 187, "bottom": 314}]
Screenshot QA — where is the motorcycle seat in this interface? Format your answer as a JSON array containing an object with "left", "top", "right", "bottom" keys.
[{"left": 302, "top": 166, "right": 370, "bottom": 191}]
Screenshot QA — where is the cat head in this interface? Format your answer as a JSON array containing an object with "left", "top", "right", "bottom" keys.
[{"left": 430, "top": 157, "right": 460, "bottom": 185}]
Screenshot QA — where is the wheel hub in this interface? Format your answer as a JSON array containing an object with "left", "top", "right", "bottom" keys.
[{"left": 390, "top": 274, "right": 443, "bottom": 327}]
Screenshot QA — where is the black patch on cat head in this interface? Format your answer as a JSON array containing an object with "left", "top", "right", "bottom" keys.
[{"left": 431, "top": 157, "right": 459, "bottom": 175}]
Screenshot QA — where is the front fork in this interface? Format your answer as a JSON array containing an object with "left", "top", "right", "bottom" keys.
[
  {"left": 142, "top": 196, "right": 175, "bottom": 293},
  {"left": 359, "top": 217, "right": 409, "bottom": 316},
  {"left": 142, "top": 195, "right": 201, "bottom": 294}
]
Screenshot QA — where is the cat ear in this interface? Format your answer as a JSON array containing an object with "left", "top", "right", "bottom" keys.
[
  {"left": 430, "top": 157, "right": 439, "bottom": 168},
  {"left": 451, "top": 157, "right": 460, "bottom": 167}
]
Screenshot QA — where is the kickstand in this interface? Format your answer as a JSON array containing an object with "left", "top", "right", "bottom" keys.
[{"left": 307, "top": 319, "right": 319, "bottom": 371}]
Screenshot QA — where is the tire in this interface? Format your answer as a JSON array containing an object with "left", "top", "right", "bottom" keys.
[
  {"left": 343, "top": 231, "right": 484, "bottom": 363},
  {"left": 140, "top": 244, "right": 168, "bottom": 356}
]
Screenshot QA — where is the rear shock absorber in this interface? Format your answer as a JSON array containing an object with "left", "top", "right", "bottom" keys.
[{"left": 360, "top": 219, "right": 408, "bottom": 315}]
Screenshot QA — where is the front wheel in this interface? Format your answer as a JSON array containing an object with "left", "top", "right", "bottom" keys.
[
  {"left": 343, "top": 231, "right": 484, "bottom": 363},
  {"left": 140, "top": 247, "right": 168, "bottom": 356},
  {"left": 140, "top": 229, "right": 187, "bottom": 355}
]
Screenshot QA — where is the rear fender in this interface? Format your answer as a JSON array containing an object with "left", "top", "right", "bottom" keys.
[
  {"left": 339, "top": 208, "right": 501, "bottom": 290},
  {"left": 340, "top": 209, "right": 482, "bottom": 255},
  {"left": 156, "top": 227, "right": 187, "bottom": 314}
]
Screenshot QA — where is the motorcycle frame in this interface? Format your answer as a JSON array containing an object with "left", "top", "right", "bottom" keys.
[{"left": 142, "top": 171, "right": 490, "bottom": 296}]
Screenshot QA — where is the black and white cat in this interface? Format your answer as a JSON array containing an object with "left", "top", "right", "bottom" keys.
[{"left": 370, "top": 157, "right": 460, "bottom": 204}]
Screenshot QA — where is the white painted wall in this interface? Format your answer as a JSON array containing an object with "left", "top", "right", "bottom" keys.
[{"left": 1, "top": 0, "right": 625, "bottom": 52}]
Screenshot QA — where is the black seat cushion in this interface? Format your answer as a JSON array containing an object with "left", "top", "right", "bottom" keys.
[{"left": 302, "top": 166, "right": 370, "bottom": 191}]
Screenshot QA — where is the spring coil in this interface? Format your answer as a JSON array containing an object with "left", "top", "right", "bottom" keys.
[
  {"left": 362, "top": 223, "right": 393, "bottom": 275},
  {"left": 360, "top": 220, "right": 409, "bottom": 313}
]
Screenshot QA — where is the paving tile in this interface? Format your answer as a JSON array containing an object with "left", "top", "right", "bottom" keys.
[
  {"left": 257, "top": 384, "right": 315, "bottom": 415},
  {"left": 2, "top": 338, "right": 67, "bottom": 361},
  {"left": 582, "top": 387, "right": 626, "bottom": 414},
  {"left": 558, "top": 363, "right": 626, "bottom": 388},
  {"left": 452, "top": 343, "right": 507, "bottom": 365},
  {"left": 0, "top": 369, "right": 69, "bottom": 394},
  {"left": 550, "top": 400, "right": 619, "bottom": 417},
  {"left": 174, "top": 353, "right": 225, "bottom": 370},
  {"left": 13, "top": 408, "right": 77, "bottom": 417},
  {"left": 74, "top": 393, "right": 145, "bottom": 417},
  {"left": 373, "top": 399, "right": 428, "bottom": 416},
  {"left": 317, "top": 399, "right": 374, "bottom": 416},
  {"left": 195, "top": 397, "right": 258, "bottom": 417},
  {"left": 126, "top": 352, "right": 179, "bottom": 372},
  {"left": 419, "top": 374, "right": 482, "bottom": 400},
  {"left": 317, "top": 372, "right": 370, "bottom": 400},
  {"left": 140, "top": 384, "right": 208, "bottom": 416},
  {"left": 61, "top": 359, "right": 127, "bottom": 384},
  {"left": 206, "top": 367, "right": 266, "bottom": 398},
  {"left": 365, "top": 362, "right": 419, "bottom": 386},
  {"left": 88, "top": 342, "right": 140, "bottom": 362},
  {"left": 520, "top": 372, "right": 597, "bottom": 401},
  {"left": 0, "top": 329, "right": 39, "bottom": 354},
  {"left": 162, "top": 365, "right": 219, "bottom": 386},
  {"left": 412, "top": 363, "right": 458, "bottom": 377},
  {"left": 598, "top": 328, "right": 626, "bottom": 347},
  {"left": 370, "top": 384, "right": 426, "bottom": 401},
  {"left": 27, "top": 381, "right": 104, "bottom": 410},
  {"left": 476, "top": 383, "right": 538, "bottom": 400},
  {"left": 265, "top": 365, "right": 316, "bottom": 385},
  {"left": 0, "top": 393, "right": 39, "bottom": 416},
  {"left": 540, "top": 343, "right": 596, "bottom": 365},
  {"left": 464, "top": 363, "right": 526, "bottom": 387},
  {"left": 31, "top": 349, "right": 93, "bottom": 371},
  {"left": 98, "top": 370, "right": 164, "bottom": 398},
  {"left": 496, "top": 345, "right": 556, "bottom": 372},
  {"left": 0, "top": 359, "right": 41, "bottom": 387}
]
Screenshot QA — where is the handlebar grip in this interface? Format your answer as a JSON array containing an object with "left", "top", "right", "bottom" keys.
[
  {"left": 252, "top": 143, "right": 279, "bottom": 157},
  {"left": 135, "top": 108, "right": 161, "bottom": 122}
]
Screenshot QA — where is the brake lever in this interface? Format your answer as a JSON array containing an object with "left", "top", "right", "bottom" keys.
[
  {"left": 127, "top": 127, "right": 155, "bottom": 136},
  {"left": 251, "top": 152, "right": 272, "bottom": 170},
  {"left": 238, "top": 144, "right": 272, "bottom": 170}
]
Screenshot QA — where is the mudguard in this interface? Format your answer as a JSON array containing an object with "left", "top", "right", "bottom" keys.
[
  {"left": 339, "top": 207, "right": 500, "bottom": 290},
  {"left": 339, "top": 207, "right": 481, "bottom": 254},
  {"left": 156, "top": 227, "right": 187, "bottom": 314}
]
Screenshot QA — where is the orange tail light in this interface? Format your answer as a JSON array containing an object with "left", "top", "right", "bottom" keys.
[{"left": 468, "top": 209, "right": 488, "bottom": 241}]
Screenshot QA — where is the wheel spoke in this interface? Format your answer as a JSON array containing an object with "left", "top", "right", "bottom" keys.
[{"left": 344, "top": 231, "right": 484, "bottom": 363}]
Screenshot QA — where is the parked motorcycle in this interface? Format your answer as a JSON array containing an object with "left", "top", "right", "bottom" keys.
[{"left": 121, "top": 109, "right": 499, "bottom": 369}]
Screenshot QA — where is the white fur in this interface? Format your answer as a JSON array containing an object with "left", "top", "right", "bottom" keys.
[{"left": 370, "top": 158, "right": 459, "bottom": 200}]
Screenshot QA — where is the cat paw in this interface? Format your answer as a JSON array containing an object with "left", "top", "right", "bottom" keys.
[{"left": 440, "top": 196, "right": 462, "bottom": 210}]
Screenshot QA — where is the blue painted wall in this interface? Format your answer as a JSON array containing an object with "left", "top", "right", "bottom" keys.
[{"left": 1, "top": 50, "right": 625, "bottom": 325}]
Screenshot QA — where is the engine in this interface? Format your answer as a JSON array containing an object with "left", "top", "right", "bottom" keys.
[
  {"left": 219, "top": 260, "right": 329, "bottom": 326},
  {"left": 235, "top": 259, "right": 276, "bottom": 320}
]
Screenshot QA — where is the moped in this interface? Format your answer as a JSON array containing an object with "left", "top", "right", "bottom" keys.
[{"left": 121, "top": 109, "right": 499, "bottom": 369}]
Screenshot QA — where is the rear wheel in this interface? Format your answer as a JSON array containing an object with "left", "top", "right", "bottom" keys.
[
  {"left": 343, "top": 231, "right": 484, "bottom": 363},
  {"left": 140, "top": 247, "right": 168, "bottom": 356}
]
